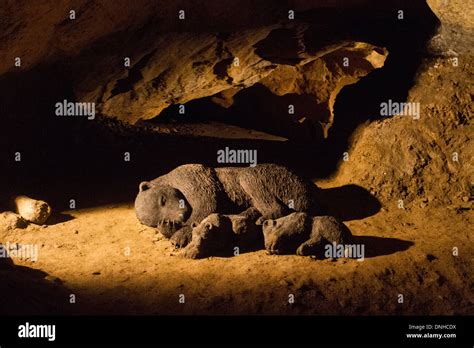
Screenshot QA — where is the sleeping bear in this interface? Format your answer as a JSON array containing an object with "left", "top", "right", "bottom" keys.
[{"left": 135, "top": 164, "right": 322, "bottom": 248}]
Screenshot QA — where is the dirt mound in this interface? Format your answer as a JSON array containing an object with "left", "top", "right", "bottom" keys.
[{"left": 328, "top": 55, "right": 472, "bottom": 210}]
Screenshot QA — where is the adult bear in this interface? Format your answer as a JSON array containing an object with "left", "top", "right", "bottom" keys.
[{"left": 134, "top": 164, "right": 322, "bottom": 247}]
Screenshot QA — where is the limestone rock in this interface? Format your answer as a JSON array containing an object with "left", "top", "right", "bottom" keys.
[
  {"left": 258, "top": 42, "right": 388, "bottom": 136},
  {"left": 94, "top": 28, "right": 387, "bottom": 127},
  {"left": 332, "top": 53, "right": 473, "bottom": 207},
  {"left": 0, "top": 0, "right": 391, "bottom": 129},
  {"left": 14, "top": 196, "right": 52, "bottom": 225},
  {"left": 427, "top": 0, "right": 473, "bottom": 54},
  {"left": 427, "top": 0, "right": 473, "bottom": 29},
  {"left": 0, "top": 211, "right": 27, "bottom": 231},
  {"left": 98, "top": 28, "right": 279, "bottom": 123}
]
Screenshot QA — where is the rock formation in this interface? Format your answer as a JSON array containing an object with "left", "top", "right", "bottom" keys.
[{"left": 0, "top": 0, "right": 393, "bottom": 134}]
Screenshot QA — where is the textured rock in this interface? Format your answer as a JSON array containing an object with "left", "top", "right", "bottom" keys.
[
  {"left": 14, "top": 196, "right": 52, "bottom": 225},
  {"left": 427, "top": 0, "right": 473, "bottom": 29},
  {"left": 331, "top": 53, "right": 473, "bottom": 208},
  {"left": 0, "top": 0, "right": 390, "bottom": 131},
  {"left": 0, "top": 0, "right": 285, "bottom": 76},
  {"left": 0, "top": 211, "right": 27, "bottom": 231},
  {"left": 94, "top": 27, "right": 387, "bottom": 127},
  {"left": 99, "top": 28, "right": 279, "bottom": 123},
  {"left": 258, "top": 42, "right": 387, "bottom": 136},
  {"left": 427, "top": 0, "right": 474, "bottom": 53}
]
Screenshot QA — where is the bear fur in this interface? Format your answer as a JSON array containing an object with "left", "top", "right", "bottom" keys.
[
  {"left": 262, "top": 212, "right": 352, "bottom": 257},
  {"left": 183, "top": 208, "right": 262, "bottom": 259},
  {"left": 135, "top": 164, "right": 321, "bottom": 247}
]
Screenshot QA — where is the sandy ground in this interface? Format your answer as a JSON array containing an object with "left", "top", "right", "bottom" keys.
[{"left": 1, "top": 189, "right": 472, "bottom": 316}]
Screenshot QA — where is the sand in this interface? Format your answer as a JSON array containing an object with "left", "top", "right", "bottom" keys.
[{"left": 1, "top": 187, "right": 472, "bottom": 315}]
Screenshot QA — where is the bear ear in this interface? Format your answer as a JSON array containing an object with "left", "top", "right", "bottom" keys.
[
  {"left": 205, "top": 222, "right": 213, "bottom": 230},
  {"left": 139, "top": 181, "right": 150, "bottom": 192}
]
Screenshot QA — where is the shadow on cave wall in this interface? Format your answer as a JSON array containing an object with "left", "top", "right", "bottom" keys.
[{"left": 0, "top": 1, "right": 439, "bottom": 214}]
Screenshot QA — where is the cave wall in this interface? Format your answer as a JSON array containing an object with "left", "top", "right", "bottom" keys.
[
  {"left": 1, "top": 0, "right": 432, "bottom": 130},
  {"left": 330, "top": 0, "right": 473, "bottom": 208}
]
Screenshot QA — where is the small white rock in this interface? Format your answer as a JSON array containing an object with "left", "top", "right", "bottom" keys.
[{"left": 14, "top": 195, "right": 51, "bottom": 225}]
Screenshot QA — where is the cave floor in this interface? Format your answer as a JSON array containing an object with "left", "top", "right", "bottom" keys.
[{"left": 2, "top": 195, "right": 472, "bottom": 315}]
